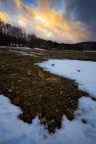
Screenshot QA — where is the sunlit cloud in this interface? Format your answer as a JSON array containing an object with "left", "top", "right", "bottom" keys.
[
  {"left": 18, "top": 15, "right": 30, "bottom": 28},
  {"left": 15, "top": 0, "right": 22, "bottom": 8},
  {"left": 0, "top": 0, "right": 92, "bottom": 43},
  {"left": 0, "top": 12, "right": 10, "bottom": 23}
]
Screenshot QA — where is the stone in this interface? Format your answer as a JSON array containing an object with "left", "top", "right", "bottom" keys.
[
  {"left": 38, "top": 71, "right": 44, "bottom": 78},
  {"left": 27, "top": 70, "right": 32, "bottom": 76},
  {"left": 8, "top": 89, "right": 12, "bottom": 93},
  {"left": 16, "top": 89, "right": 21, "bottom": 95},
  {"left": 40, "top": 118, "right": 47, "bottom": 123},
  {"left": 27, "top": 93, "right": 32, "bottom": 97},
  {"left": 77, "top": 70, "right": 80, "bottom": 72},
  {"left": 82, "top": 119, "right": 87, "bottom": 124},
  {"left": 60, "top": 90, "right": 63, "bottom": 95},
  {"left": 13, "top": 97, "right": 19, "bottom": 104},
  {"left": 18, "top": 80, "right": 22, "bottom": 83},
  {"left": 56, "top": 109, "right": 59, "bottom": 113},
  {"left": 51, "top": 64, "right": 55, "bottom": 66}
]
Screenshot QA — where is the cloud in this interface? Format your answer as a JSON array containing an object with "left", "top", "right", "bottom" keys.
[
  {"left": 37, "top": 0, "right": 55, "bottom": 10},
  {"left": 15, "top": 0, "right": 22, "bottom": 8},
  {"left": 18, "top": 15, "right": 30, "bottom": 28},
  {"left": 0, "top": 12, "right": 9, "bottom": 23},
  {"left": 63, "top": 0, "right": 96, "bottom": 41},
  {"left": 32, "top": 10, "right": 89, "bottom": 43},
  {"left": 0, "top": 0, "right": 93, "bottom": 43}
]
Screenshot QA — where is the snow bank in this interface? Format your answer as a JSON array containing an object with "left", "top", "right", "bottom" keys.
[
  {"left": 33, "top": 47, "right": 45, "bottom": 51},
  {"left": 0, "top": 46, "right": 31, "bottom": 50},
  {"left": 8, "top": 50, "right": 38, "bottom": 57},
  {"left": 37, "top": 59, "right": 96, "bottom": 98}
]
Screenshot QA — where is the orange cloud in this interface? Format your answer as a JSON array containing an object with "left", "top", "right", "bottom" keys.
[
  {"left": 15, "top": 0, "right": 22, "bottom": 8},
  {"left": 18, "top": 15, "right": 29, "bottom": 27},
  {"left": 20, "top": 5, "right": 89, "bottom": 43},
  {"left": 18, "top": 0, "right": 90, "bottom": 43},
  {"left": 38, "top": 0, "right": 55, "bottom": 10},
  {"left": 0, "top": 0, "right": 91, "bottom": 43},
  {"left": 0, "top": 12, "right": 9, "bottom": 23}
]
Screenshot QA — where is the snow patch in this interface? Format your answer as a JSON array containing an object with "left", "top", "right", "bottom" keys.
[
  {"left": 33, "top": 47, "right": 45, "bottom": 51},
  {"left": 8, "top": 50, "right": 38, "bottom": 57},
  {"left": 0, "top": 46, "right": 31, "bottom": 50},
  {"left": 37, "top": 59, "right": 96, "bottom": 98},
  {"left": 0, "top": 95, "right": 96, "bottom": 144}
]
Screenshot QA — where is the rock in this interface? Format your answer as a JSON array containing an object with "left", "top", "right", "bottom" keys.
[
  {"left": 60, "top": 90, "right": 63, "bottom": 95},
  {"left": 27, "top": 103, "right": 30, "bottom": 106},
  {"left": 40, "top": 118, "right": 47, "bottom": 123},
  {"left": 27, "top": 93, "right": 32, "bottom": 97},
  {"left": 38, "top": 71, "right": 44, "bottom": 78},
  {"left": 46, "top": 77, "right": 58, "bottom": 83},
  {"left": 18, "top": 80, "right": 22, "bottom": 83},
  {"left": 77, "top": 70, "right": 80, "bottom": 72},
  {"left": 16, "top": 89, "right": 21, "bottom": 95},
  {"left": 5, "top": 64, "right": 11, "bottom": 67},
  {"left": 13, "top": 96, "right": 19, "bottom": 104},
  {"left": 27, "top": 70, "right": 32, "bottom": 76},
  {"left": 56, "top": 109, "right": 59, "bottom": 113},
  {"left": 11, "top": 73, "right": 15, "bottom": 76},
  {"left": 51, "top": 64, "right": 55, "bottom": 66},
  {"left": 67, "top": 108, "right": 74, "bottom": 115},
  {"left": 8, "top": 89, "right": 12, "bottom": 93},
  {"left": 82, "top": 119, "right": 87, "bottom": 124},
  {"left": 39, "top": 95, "right": 43, "bottom": 97},
  {"left": 11, "top": 86, "right": 15, "bottom": 90}
]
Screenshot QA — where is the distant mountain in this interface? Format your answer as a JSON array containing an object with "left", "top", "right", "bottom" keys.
[{"left": 59, "top": 42, "right": 96, "bottom": 51}]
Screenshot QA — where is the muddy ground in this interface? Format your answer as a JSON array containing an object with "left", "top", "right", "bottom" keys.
[{"left": 0, "top": 48, "right": 96, "bottom": 133}]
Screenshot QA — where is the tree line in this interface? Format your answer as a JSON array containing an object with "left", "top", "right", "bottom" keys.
[
  {"left": 0, "top": 20, "right": 59, "bottom": 49},
  {"left": 0, "top": 20, "right": 96, "bottom": 51}
]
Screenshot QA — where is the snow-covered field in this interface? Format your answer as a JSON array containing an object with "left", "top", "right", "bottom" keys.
[
  {"left": 0, "top": 46, "right": 45, "bottom": 51},
  {"left": 0, "top": 46, "right": 31, "bottom": 50},
  {"left": 0, "top": 59, "right": 96, "bottom": 144}
]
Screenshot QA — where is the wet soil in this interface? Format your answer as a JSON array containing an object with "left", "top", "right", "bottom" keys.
[{"left": 0, "top": 48, "right": 96, "bottom": 133}]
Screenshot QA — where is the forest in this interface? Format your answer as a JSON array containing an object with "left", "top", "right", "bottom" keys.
[{"left": 0, "top": 20, "right": 96, "bottom": 51}]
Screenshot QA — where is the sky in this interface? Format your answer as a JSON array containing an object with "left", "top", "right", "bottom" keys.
[{"left": 0, "top": 0, "right": 96, "bottom": 43}]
